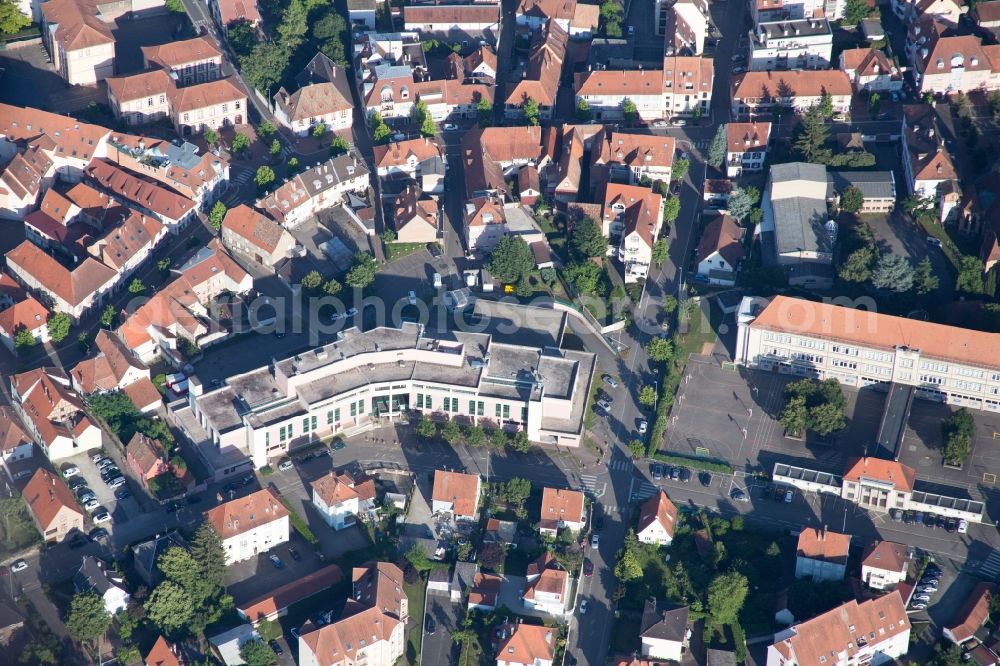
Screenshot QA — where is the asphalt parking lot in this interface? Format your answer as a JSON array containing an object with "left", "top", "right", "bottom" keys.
[
  {"left": 422, "top": 591, "right": 461, "bottom": 665},
  {"left": 62, "top": 449, "right": 143, "bottom": 531},
  {"left": 224, "top": 531, "right": 325, "bottom": 605}
]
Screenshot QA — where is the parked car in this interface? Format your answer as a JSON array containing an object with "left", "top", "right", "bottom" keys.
[
  {"left": 699, "top": 472, "right": 711, "bottom": 486},
  {"left": 269, "top": 554, "right": 284, "bottom": 569},
  {"left": 428, "top": 243, "right": 442, "bottom": 258},
  {"left": 926, "top": 236, "right": 942, "bottom": 248},
  {"left": 92, "top": 453, "right": 107, "bottom": 463},
  {"left": 679, "top": 468, "right": 691, "bottom": 483},
  {"left": 89, "top": 528, "right": 108, "bottom": 540},
  {"left": 584, "top": 560, "right": 594, "bottom": 576},
  {"left": 108, "top": 477, "right": 126, "bottom": 489},
  {"left": 638, "top": 419, "right": 648, "bottom": 434},
  {"left": 958, "top": 519, "right": 968, "bottom": 534},
  {"left": 590, "top": 534, "right": 600, "bottom": 549},
  {"left": 593, "top": 506, "right": 604, "bottom": 531},
  {"left": 269, "top": 640, "right": 284, "bottom": 656},
  {"left": 114, "top": 488, "right": 131, "bottom": 500},
  {"left": 917, "top": 585, "right": 938, "bottom": 593},
  {"left": 62, "top": 465, "right": 80, "bottom": 478},
  {"left": 731, "top": 488, "right": 749, "bottom": 503},
  {"left": 78, "top": 492, "right": 97, "bottom": 504},
  {"left": 652, "top": 120, "right": 669, "bottom": 128},
  {"left": 100, "top": 466, "right": 120, "bottom": 481},
  {"left": 68, "top": 477, "right": 87, "bottom": 490},
  {"left": 288, "top": 546, "right": 301, "bottom": 561},
  {"left": 443, "top": 123, "right": 458, "bottom": 131},
  {"left": 601, "top": 374, "right": 619, "bottom": 389},
  {"left": 913, "top": 594, "right": 931, "bottom": 602},
  {"left": 652, "top": 463, "right": 664, "bottom": 480},
  {"left": 96, "top": 458, "right": 115, "bottom": 470},
  {"left": 278, "top": 460, "right": 294, "bottom": 472},
  {"left": 83, "top": 498, "right": 100, "bottom": 511},
  {"left": 597, "top": 399, "right": 612, "bottom": 411},
  {"left": 733, "top": 66, "right": 745, "bottom": 74},
  {"left": 11, "top": 560, "right": 28, "bottom": 573},
  {"left": 670, "top": 467, "right": 680, "bottom": 482},
  {"left": 425, "top": 616, "right": 436, "bottom": 634},
  {"left": 332, "top": 440, "right": 346, "bottom": 451},
  {"left": 93, "top": 511, "right": 112, "bottom": 524},
  {"left": 784, "top": 489, "right": 793, "bottom": 503},
  {"left": 579, "top": 599, "right": 589, "bottom": 614},
  {"left": 910, "top": 603, "right": 927, "bottom": 610}
]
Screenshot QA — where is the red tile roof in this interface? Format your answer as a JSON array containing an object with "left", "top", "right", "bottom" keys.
[
  {"left": 204, "top": 488, "right": 289, "bottom": 539},
  {"left": 539, "top": 487, "right": 585, "bottom": 531},
  {"left": 862, "top": 540, "right": 908, "bottom": 573},
  {"left": 6, "top": 240, "right": 117, "bottom": 308},
  {"left": 40, "top": 0, "right": 114, "bottom": 50},
  {"left": 696, "top": 214, "right": 744, "bottom": 266},
  {"left": 432, "top": 470, "right": 480, "bottom": 518},
  {"left": 796, "top": 527, "right": 851, "bottom": 565},
  {"left": 947, "top": 583, "right": 996, "bottom": 643},
  {"left": 144, "top": 636, "right": 182, "bottom": 666},
  {"left": 22, "top": 467, "right": 83, "bottom": 530},
  {"left": 142, "top": 36, "right": 223, "bottom": 70},
  {"left": 637, "top": 489, "right": 677, "bottom": 540},
  {"left": 239, "top": 564, "right": 343, "bottom": 622},
  {"left": 0, "top": 295, "right": 48, "bottom": 336},
  {"left": 222, "top": 204, "right": 287, "bottom": 253},
  {"left": 497, "top": 622, "right": 557, "bottom": 664}
]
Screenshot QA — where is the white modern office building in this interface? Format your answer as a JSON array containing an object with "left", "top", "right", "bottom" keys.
[{"left": 748, "top": 18, "right": 833, "bottom": 71}]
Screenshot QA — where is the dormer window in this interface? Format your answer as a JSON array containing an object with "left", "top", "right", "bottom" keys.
[{"left": 936, "top": 58, "right": 944, "bottom": 69}]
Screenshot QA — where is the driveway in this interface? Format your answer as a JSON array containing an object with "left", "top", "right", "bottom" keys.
[
  {"left": 61, "top": 446, "right": 144, "bottom": 533},
  {"left": 224, "top": 531, "right": 327, "bottom": 606},
  {"left": 422, "top": 591, "right": 461, "bottom": 665}
]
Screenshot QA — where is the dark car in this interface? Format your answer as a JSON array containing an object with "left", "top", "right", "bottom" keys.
[
  {"left": 679, "top": 468, "right": 691, "bottom": 483},
  {"left": 332, "top": 440, "right": 346, "bottom": 451},
  {"left": 651, "top": 463, "right": 664, "bottom": 480},
  {"left": 114, "top": 488, "right": 131, "bottom": 500},
  {"left": 268, "top": 640, "right": 284, "bottom": 655},
  {"left": 100, "top": 466, "right": 120, "bottom": 482},
  {"left": 288, "top": 545, "right": 301, "bottom": 561},
  {"left": 669, "top": 467, "right": 680, "bottom": 482},
  {"left": 428, "top": 243, "right": 442, "bottom": 258},
  {"left": 593, "top": 507, "right": 604, "bottom": 531},
  {"left": 89, "top": 528, "right": 109, "bottom": 540},
  {"left": 583, "top": 559, "right": 594, "bottom": 576},
  {"left": 699, "top": 472, "right": 711, "bottom": 487},
  {"left": 68, "top": 476, "right": 87, "bottom": 490},
  {"left": 425, "top": 616, "right": 436, "bottom": 633},
  {"left": 239, "top": 474, "right": 254, "bottom": 487},
  {"left": 68, "top": 535, "right": 89, "bottom": 549}
]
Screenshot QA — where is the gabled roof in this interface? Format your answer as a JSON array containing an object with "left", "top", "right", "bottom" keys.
[
  {"left": 917, "top": 35, "right": 992, "bottom": 76},
  {"left": 862, "top": 540, "right": 908, "bottom": 573},
  {"left": 222, "top": 204, "right": 288, "bottom": 254},
  {"left": 432, "top": 470, "right": 480, "bottom": 517},
  {"left": 204, "top": 488, "right": 289, "bottom": 539},
  {"left": 0, "top": 294, "right": 48, "bottom": 336},
  {"left": 300, "top": 603, "right": 402, "bottom": 663},
  {"left": 726, "top": 122, "right": 771, "bottom": 153},
  {"left": 640, "top": 599, "right": 689, "bottom": 643},
  {"left": 40, "top": 0, "right": 114, "bottom": 50},
  {"left": 144, "top": 636, "right": 183, "bottom": 666},
  {"left": 274, "top": 81, "right": 352, "bottom": 122},
  {"left": 602, "top": 182, "right": 662, "bottom": 248},
  {"left": 796, "top": 527, "right": 851, "bottom": 565},
  {"left": 393, "top": 182, "right": 438, "bottom": 231},
  {"left": 576, "top": 68, "right": 665, "bottom": 98},
  {"left": 170, "top": 78, "right": 246, "bottom": 113},
  {"left": 312, "top": 472, "right": 376, "bottom": 507},
  {"left": 840, "top": 48, "right": 899, "bottom": 79},
  {"left": 465, "top": 195, "right": 506, "bottom": 227},
  {"left": 637, "top": 489, "right": 677, "bottom": 539},
  {"left": 947, "top": 583, "right": 996, "bottom": 643},
  {"left": 539, "top": 487, "right": 585, "bottom": 530},
  {"left": 6, "top": 240, "right": 117, "bottom": 308},
  {"left": 524, "top": 551, "right": 568, "bottom": 601},
  {"left": 23, "top": 467, "right": 83, "bottom": 529},
  {"left": 696, "top": 214, "right": 744, "bottom": 266},
  {"left": 506, "top": 20, "right": 568, "bottom": 107},
  {"left": 373, "top": 137, "right": 444, "bottom": 169},
  {"left": 126, "top": 432, "right": 167, "bottom": 476},
  {"left": 142, "top": 35, "right": 223, "bottom": 70},
  {"left": 213, "top": 0, "right": 261, "bottom": 25},
  {"left": 106, "top": 70, "right": 174, "bottom": 104},
  {"left": 84, "top": 159, "right": 195, "bottom": 222},
  {"left": 239, "top": 563, "right": 343, "bottom": 622},
  {"left": 497, "top": 622, "right": 556, "bottom": 664},
  {"left": 903, "top": 104, "right": 958, "bottom": 183},
  {"left": 731, "top": 69, "right": 853, "bottom": 100},
  {"left": 352, "top": 562, "right": 406, "bottom": 619},
  {"left": 0, "top": 104, "right": 109, "bottom": 166},
  {"left": 517, "top": 0, "right": 577, "bottom": 21},
  {"left": 0, "top": 406, "right": 31, "bottom": 454},
  {"left": 71, "top": 329, "right": 148, "bottom": 393}
]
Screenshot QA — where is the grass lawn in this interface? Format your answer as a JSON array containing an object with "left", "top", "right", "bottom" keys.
[
  {"left": 674, "top": 299, "right": 720, "bottom": 361},
  {"left": 404, "top": 576, "right": 427, "bottom": 664},
  {"left": 385, "top": 242, "right": 426, "bottom": 263},
  {"left": 0, "top": 497, "right": 41, "bottom": 558},
  {"left": 909, "top": 212, "right": 978, "bottom": 276}
]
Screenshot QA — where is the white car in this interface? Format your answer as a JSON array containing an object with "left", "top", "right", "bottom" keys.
[
  {"left": 84, "top": 499, "right": 100, "bottom": 511},
  {"left": 958, "top": 519, "right": 968, "bottom": 533},
  {"left": 638, "top": 420, "right": 648, "bottom": 434},
  {"left": 10, "top": 560, "right": 28, "bottom": 573},
  {"left": 278, "top": 460, "right": 294, "bottom": 472},
  {"left": 671, "top": 118, "right": 687, "bottom": 126},
  {"left": 597, "top": 399, "right": 611, "bottom": 411},
  {"left": 93, "top": 511, "right": 112, "bottom": 524},
  {"left": 579, "top": 599, "right": 588, "bottom": 614},
  {"left": 408, "top": 291, "right": 417, "bottom": 305},
  {"left": 92, "top": 453, "right": 107, "bottom": 463},
  {"left": 590, "top": 534, "right": 600, "bottom": 549},
  {"left": 62, "top": 465, "right": 80, "bottom": 478},
  {"left": 443, "top": 123, "right": 459, "bottom": 131}
]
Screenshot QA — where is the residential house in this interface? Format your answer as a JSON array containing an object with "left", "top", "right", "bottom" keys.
[
  {"left": 142, "top": 36, "right": 223, "bottom": 86},
  {"left": 574, "top": 69, "right": 667, "bottom": 121},
  {"left": 0, "top": 407, "right": 34, "bottom": 467},
  {"left": 87, "top": 209, "right": 167, "bottom": 277},
  {"left": 902, "top": 104, "right": 958, "bottom": 200},
  {"left": 311, "top": 471, "right": 376, "bottom": 530},
  {"left": 538, "top": 487, "right": 585, "bottom": 536},
  {"left": 117, "top": 240, "right": 253, "bottom": 365},
  {"left": 465, "top": 196, "right": 508, "bottom": 251},
  {"left": 144, "top": 636, "right": 184, "bottom": 666},
  {"left": 516, "top": 0, "right": 576, "bottom": 32},
  {"left": 899, "top": 0, "right": 964, "bottom": 25},
  {"left": 469, "top": 571, "right": 502, "bottom": 610},
  {"left": 402, "top": 4, "right": 500, "bottom": 37},
  {"left": 40, "top": 0, "right": 116, "bottom": 85},
  {"left": 208, "top": 0, "right": 261, "bottom": 32},
  {"left": 839, "top": 48, "right": 904, "bottom": 93},
  {"left": 637, "top": 489, "right": 677, "bottom": 546},
  {"left": 495, "top": 622, "right": 556, "bottom": 666},
  {"left": 256, "top": 154, "right": 370, "bottom": 227},
  {"left": 373, "top": 137, "right": 447, "bottom": 194},
  {"left": 749, "top": 18, "right": 833, "bottom": 71},
  {"left": 11, "top": 367, "right": 102, "bottom": 460},
  {"left": 485, "top": 518, "right": 517, "bottom": 545},
  {"left": 767, "top": 594, "right": 910, "bottom": 666},
  {"left": 523, "top": 552, "right": 570, "bottom": 616},
  {"left": 84, "top": 159, "right": 197, "bottom": 232},
  {"left": 204, "top": 488, "right": 290, "bottom": 564},
  {"left": 0, "top": 272, "right": 24, "bottom": 309},
  {"left": 726, "top": 122, "right": 771, "bottom": 177},
  {"left": 569, "top": 2, "right": 599, "bottom": 37},
  {"left": 106, "top": 70, "right": 174, "bottom": 127},
  {"left": 0, "top": 104, "right": 112, "bottom": 184},
  {"left": 591, "top": 128, "right": 676, "bottom": 187},
  {"left": 731, "top": 69, "right": 852, "bottom": 118},
  {"left": 0, "top": 295, "right": 50, "bottom": 353},
  {"left": 274, "top": 58, "right": 354, "bottom": 136},
  {"left": 760, "top": 161, "right": 834, "bottom": 289},
  {"left": 171, "top": 79, "right": 248, "bottom": 137},
  {"left": 695, "top": 214, "right": 744, "bottom": 286},
  {"left": 126, "top": 433, "right": 170, "bottom": 488},
  {"left": 5, "top": 240, "right": 116, "bottom": 322},
  {"left": 460, "top": 125, "right": 550, "bottom": 199},
  {"left": 0, "top": 144, "right": 55, "bottom": 220},
  {"left": 944, "top": 583, "right": 996, "bottom": 644},
  {"left": 861, "top": 541, "right": 910, "bottom": 590},
  {"left": 664, "top": 0, "right": 708, "bottom": 55},
  {"left": 663, "top": 56, "right": 715, "bottom": 118},
  {"left": 221, "top": 205, "right": 297, "bottom": 270},
  {"left": 464, "top": 45, "right": 498, "bottom": 81},
  {"left": 21, "top": 467, "right": 84, "bottom": 543},
  {"left": 913, "top": 35, "right": 1000, "bottom": 96},
  {"left": 600, "top": 182, "right": 664, "bottom": 283},
  {"left": 363, "top": 65, "right": 493, "bottom": 123},
  {"left": 298, "top": 602, "right": 405, "bottom": 666},
  {"left": 70, "top": 329, "right": 157, "bottom": 407},
  {"left": 392, "top": 183, "right": 440, "bottom": 243},
  {"left": 518, "top": 166, "right": 542, "bottom": 205},
  {"left": 975, "top": 0, "right": 1000, "bottom": 29},
  {"left": 133, "top": 531, "right": 188, "bottom": 586},
  {"left": 753, "top": 0, "right": 843, "bottom": 23},
  {"left": 74, "top": 556, "right": 130, "bottom": 615},
  {"left": 352, "top": 562, "right": 408, "bottom": 621},
  {"left": 504, "top": 20, "right": 567, "bottom": 121},
  {"left": 551, "top": 125, "right": 586, "bottom": 203},
  {"left": 795, "top": 527, "right": 851, "bottom": 580},
  {"left": 431, "top": 470, "right": 482, "bottom": 521},
  {"left": 640, "top": 600, "right": 690, "bottom": 662}
]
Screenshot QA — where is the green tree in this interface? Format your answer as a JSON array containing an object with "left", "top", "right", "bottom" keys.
[
  {"left": 209, "top": 201, "right": 227, "bottom": 230},
  {"left": 228, "top": 20, "right": 258, "bottom": 56},
  {"left": 819, "top": 91, "right": 834, "bottom": 118},
  {"left": 0, "top": 0, "right": 31, "bottom": 34},
  {"left": 809, "top": 402, "right": 846, "bottom": 436},
  {"left": 927, "top": 643, "right": 965, "bottom": 666},
  {"left": 323, "top": 278, "right": 342, "bottom": 295},
  {"left": 639, "top": 385, "right": 657, "bottom": 407},
  {"left": 202, "top": 127, "right": 218, "bottom": 146},
  {"left": 571, "top": 217, "right": 608, "bottom": 258},
  {"left": 707, "top": 123, "right": 727, "bottom": 168},
  {"left": 476, "top": 98, "right": 493, "bottom": 126},
  {"left": 442, "top": 418, "right": 463, "bottom": 445},
  {"left": 628, "top": 439, "right": 645, "bottom": 458},
  {"left": 614, "top": 531, "right": 643, "bottom": 582},
  {"left": 241, "top": 42, "right": 290, "bottom": 94},
  {"left": 563, "top": 261, "right": 603, "bottom": 294},
  {"left": 652, "top": 239, "right": 668, "bottom": 266},
  {"left": 158, "top": 547, "right": 215, "bottom": 607},
  {"left": 100, "top": 304, "right": 118, "bottom": 329},
  {"left": 258, "top": 121, "right": 276, "bottom": 138},
  {"left": 345, "top": 252, "right": 378, "bottom": 289},
  {"left": 508, "top": 430, "right": 531, "bottom": 453},
  {"left": 255, "top": 165, "right": 276, "bottom": 189},
  {"left": 795, "top": 106, "right": 831, "bottom": 162},
  {"left": 871, "top": 253, "right": 914, "bottom": 292},
  {"left": 330, "top": 135, "right": 350, "bottom": 156},
  {"left": 671, "top": 157, "right": 689, "bottom": 182},
  {"left": 708, "top": 571, "right": 749, "bottom": 623},
  {"left": 189, "top": 522, "right": 228, "bottom": 592},
  {"left": 371, "top": 111, "right": 392, "bottom": 144},
  {"left": 465, "top": 425, "right": 485, "bottom": 447},
  {"left": 499, "top": 477, "right": 531, "bottom": 512},
  {"left": 839, "top": 246, "right": 876, "bottom": 283},
  {"left": 287, "top": 156, "right": 299, "bottom": 173},
  {"left": 128, "top": 278, "right": 146, "bottom": 295},
  {"left": 380, "top": 229, "right": 397, "bottom": 244},
  {"left": 843, "top": 0, "right": 873, "bottom": 24},
  {"left": 145, "top": 580, "right": 194, "bottom": 634},
  {"left": 956, "top": 255, "right": 986, "bottom": 295},
  {"left": 943, "top": 408, "right": 976, "bottom": 467},
  {"left": 276, "top": 0, "right": 309, "bottom": 52},
  {"left": 780, "top": 395, "right": 808, "bottom": 437},
  {"left": 622, "top": 99, "right": 638, "bottom": 123},
  {"left": 66, "top": 591, "right": 111, "bottom": 646},
  {"left": 913, "top": 256, "right": 939, "bottom": 295},
  {"left": 157, "top": 258, "right": 171, "bottom": 275},
  {"left": 239, "top": 639, "right": 278, "bottom": 666},
  {"left": 257, "top": 619, "right": 282, "bottom": 643},
  {"left": 231, "top": 133, "right": 250, "bottom": 154},
  {"left": 312, "top": 122, "right": 327, "bottom": 138},
  {"left": 417, "top": 418, "right": 437, "bottom": 439},
  {"left": 839, "top": 186, "right": 865, "bottom": 214},
  {"left": 489, "top": 428, "right": 508, "bottom": 450},
  {"left": 301, "top": 270, "right": 324, "bottom": 293},
  {"left": 902, "top": 194, "right": 936, "bottom": 219},
  {"left": 576, "top": 98, "right": 592, "bottom": 122},
  {"left": 46, "top": 312, "right": 71, "bottom": 344},
  {"left": 515, "top": 275, "right": 532, "bottom": 297},
  {"left": 727, "top": 188, "right": 753, "bottom": 220},
  {"left": 489, "top": 235, "right": 534, "bottom": 283},
  {"left": 523, "top": 97, "right": 541, "bottom": 126},
  {"left": 662, "top": 196, "right": 681, "bottom": 224},
  {"left": 269, "top": 138, "right": 282, "bottom": 156},
  {"left": 645, "top": 337, "right": 674, "bottom": 364}
]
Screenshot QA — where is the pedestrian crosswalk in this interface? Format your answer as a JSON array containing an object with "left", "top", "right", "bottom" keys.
[
  {"left": 630, "top": 481, "right": 658, "bottom": 502},
  {"left": 580, "top": 474, "right": 605, "bottom": 498},
  {"left": 692, "top": 139, "right": 710, "bottom": 150},
  {"left": 979, "top": 550, "right": 1000, "bottom": 579},
  {"left": 609, "top": 459, "right": 633, "bottom": 472},
  {"left": 230, "top": 167, "right": 253, "bottom": 186}
]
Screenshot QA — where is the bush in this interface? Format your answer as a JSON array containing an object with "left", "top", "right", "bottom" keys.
[{"left": 280, "top": 498, "right": 319, "bottom": 546}]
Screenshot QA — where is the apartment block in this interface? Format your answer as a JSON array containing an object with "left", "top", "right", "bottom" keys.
[
  {"left": 204, "top": 488, "right": 290, "bottom": 564},
  {"left": 141, "top": 35, "right": 223, "bottom": 86},
  {"left": 40, "top": 0, "right": 116, "bottom": 85},
  {"left": 749, "top": 18, "right": 833, "bottom": 71},
  {"left": 726, "top": 121, "right": 771, "bottom": 177},
  {"left": 731, "top": 69, "right": 852, "bottom": 118}
]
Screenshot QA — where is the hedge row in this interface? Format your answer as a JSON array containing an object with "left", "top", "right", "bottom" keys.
[
  {"left": 280, "top": 498, "right": 319, "bottom": 546},
  {"left": 652, "top": 453, "right": 734, "bottom": 475},
  {"left": 647, "top": 349, "right": 683, "bottom": 456}
]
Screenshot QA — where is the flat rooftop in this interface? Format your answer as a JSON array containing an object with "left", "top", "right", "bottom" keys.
[{"left": 873, "top": 383, "right": 913, "bottom": 460}]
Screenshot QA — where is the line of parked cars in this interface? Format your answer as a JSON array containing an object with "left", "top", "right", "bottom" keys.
[
  {"left": 909, "top": 563, "right": 942, "bottom": 611},
  {"left": 65, "top": 454, "right": 124, "bottom": 528},
  {"left": 889, "top": 509, "right": 967, "bottom": 533}
]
